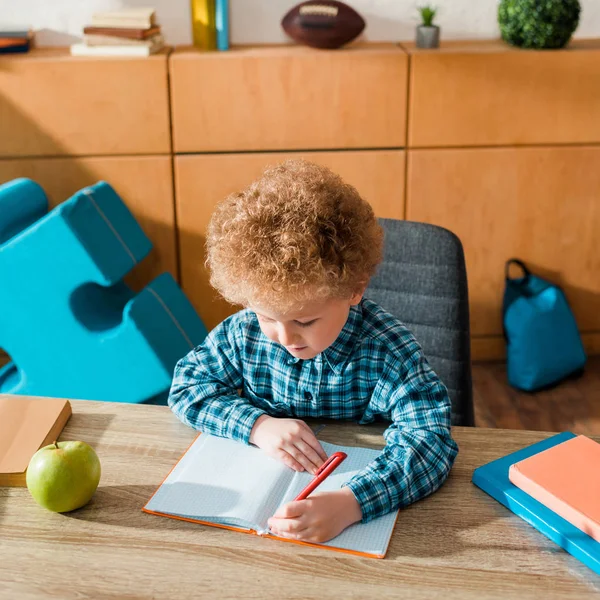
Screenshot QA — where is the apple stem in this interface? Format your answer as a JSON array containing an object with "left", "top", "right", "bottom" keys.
[{"left": 52, "top": 441, "right": 59, "bottom": 449}]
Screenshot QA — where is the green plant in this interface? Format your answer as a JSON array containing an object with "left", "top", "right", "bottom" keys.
[
  {"left": 498, "top": 0, "right": 581, "bottom": 49},
  {"left": 418, "top": 5, "right": 437, "bottom": 27}
]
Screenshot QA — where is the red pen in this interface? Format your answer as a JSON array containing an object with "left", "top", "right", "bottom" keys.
[{"left": 293, "top": 451, "right": 347, "bottom": 501}]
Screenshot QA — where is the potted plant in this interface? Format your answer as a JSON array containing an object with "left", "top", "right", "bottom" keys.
[
  {"left": 416, "top": 5, "right": 439, "bottom": 49},
  {"left": 498, "top": 0, "right": 581, "bottom": 49}
]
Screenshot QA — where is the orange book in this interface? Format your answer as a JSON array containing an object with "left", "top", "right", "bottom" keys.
[
  {"left": 0, "top": 396, "right": 72, "bottom": 487},
  {"left": 509, "top": 434, "right": 600, "bottom": 542}
]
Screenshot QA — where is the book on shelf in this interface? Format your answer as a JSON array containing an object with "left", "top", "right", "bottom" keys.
[
  {"left": 91, "top": 8, "right": 157, "bottom": 30},
  {"left": 215, "top": 0, "right": 229, "bottom": 51},
  {"left": 190, "top": 0, "right": 216, "bottom": 50},
  {"left": 0, "top": 396, "right": 72, "bottom": 487},
  {"left": 0, "top": 26, "right": 34, "bottom": 54},
  {"left": 83, "top": 33, "right": 164, "bottom": 48},
  {"left": 0, "top": 26, "right": 32, "bottom": 38},
  {"left": 74, "top": 8, "right": 163, "bottom": 57},
  {"left": 143, "top": 433, "right": 399, "bottom": 558},
  {"left": 83, "top": 26, "right": 161, "bottom": 40},
  {"left": 70, "top": 41, "right": 164, "bottom": 57}
]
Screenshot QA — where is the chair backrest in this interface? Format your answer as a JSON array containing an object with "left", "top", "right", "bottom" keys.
[{"left": 365, "top": 219, "right": 474, "bottom": 426}]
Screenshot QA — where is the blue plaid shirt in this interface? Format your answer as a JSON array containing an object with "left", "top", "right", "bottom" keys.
[{"left": 168, "top": 298, "right": 458, "bottom": 522}]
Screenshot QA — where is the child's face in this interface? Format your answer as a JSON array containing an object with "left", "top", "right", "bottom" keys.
[{"left": 252, "top": 294, "right": 363, "bottom": 360}]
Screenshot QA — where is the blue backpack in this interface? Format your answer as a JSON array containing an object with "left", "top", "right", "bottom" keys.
[{"left": 503, "top": 259, "right": 586, "bottom": 392}]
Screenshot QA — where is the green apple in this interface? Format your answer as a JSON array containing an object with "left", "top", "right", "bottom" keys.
[{"left": 26, "top": 441, "right": 101, "bottom": 513}]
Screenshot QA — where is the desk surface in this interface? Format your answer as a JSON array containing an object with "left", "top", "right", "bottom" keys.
[{"left": 1, "top": 399, "right": 599, "bottom": 599}]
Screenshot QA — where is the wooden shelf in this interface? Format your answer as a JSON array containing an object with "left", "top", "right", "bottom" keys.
[
  {"left": 3, "top": 41, "right": 600, "bottom": 359},
  {"left": 0, "top": 48, "right": 171, "bottom": 157},
  {"left": 400, "top": 37, "right": 600, "bottom": 54},
  {"left": 170, "top": 43, "right": 408, "bottom": 153},
  {"left": 405, "top": 38, "right": 600, "bottom": 147}
]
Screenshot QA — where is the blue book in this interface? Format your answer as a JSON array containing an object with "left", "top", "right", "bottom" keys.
[
  {"left": 215, "top": 0, "right": 229, "bottom": 50},
  {"left": 472, "top": 431, "right": 600, "bottom": 575}
]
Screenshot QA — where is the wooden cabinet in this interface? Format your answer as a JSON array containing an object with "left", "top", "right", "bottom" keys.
[
  {"left": 0, "top": 156, "right": 176, "bottom": 289},
  {"left": 0, "top": 49, "right": 171, "bottom": 157},
  {"left": 175, "top": 150, "right": 405, "bottom": 329},
  {"left": 4, "top": 41, "right": 600, "bottom": 359},
  {"left": 405, "top": 39, "right": 600, "bottom": 148},
  {"left": 169, "top": 44, "right": 408, "bottom": 152},
  {"left": 407, "top": 146, "right": 600, "bottom": 349}
]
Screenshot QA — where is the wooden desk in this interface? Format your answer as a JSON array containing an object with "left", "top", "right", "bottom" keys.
[{"left": 1, "top": 400, "right": 599, "bottom": 599}]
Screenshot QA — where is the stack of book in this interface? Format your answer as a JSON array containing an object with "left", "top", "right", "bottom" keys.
[
  {"left": 0, "top": 26, "right": 34, "bottom": 54},
  {"left": 473, "top": 432, "right": 600, "bottom": 575},
  {"left": 70, "top": 8, "right": 164, "bottom": 57}
]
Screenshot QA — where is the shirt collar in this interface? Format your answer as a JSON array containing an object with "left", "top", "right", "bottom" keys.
[
  {"left": 283, "top": 302, "right": 363, "bottom": 372},
  {"left": 322, "top": 302, "right": 362, "bottom": 373}
]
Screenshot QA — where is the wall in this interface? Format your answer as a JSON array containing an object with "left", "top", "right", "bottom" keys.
[{"left": 2, "top": 0, "right": 600, "bottom": 46}]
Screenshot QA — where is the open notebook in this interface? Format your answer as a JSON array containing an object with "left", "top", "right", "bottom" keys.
[{"left": 143, "top": 434, "right": 398, "bottom": 558}]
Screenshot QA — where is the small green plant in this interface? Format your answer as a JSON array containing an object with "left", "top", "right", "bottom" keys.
[{"left": 418, "top": 5, "right": 437, "bottom": 27}]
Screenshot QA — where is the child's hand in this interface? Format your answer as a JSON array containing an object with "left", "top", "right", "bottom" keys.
[
  {"left": 268, "top": 488, "right": 363, "bottom": 543},
  {"left": 249, "top": 415, "right": 328, "bottom": 474}
]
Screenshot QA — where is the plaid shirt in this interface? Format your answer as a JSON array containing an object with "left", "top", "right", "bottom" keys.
[{"left": 168, "top": 298, "right": 458, "bottom": 522}]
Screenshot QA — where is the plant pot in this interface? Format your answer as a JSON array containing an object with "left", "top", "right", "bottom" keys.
[{"left": 416, "top": 25, "right": 440, "bottom": 49}]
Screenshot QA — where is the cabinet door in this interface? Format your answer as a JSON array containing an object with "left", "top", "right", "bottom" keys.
[
  {"left": 0, "top": 156, "right": 176, "bottom": 289},
  {"left": 407, "top": 146, "right": 600, "bottom": 339},
  {"left": 176, "top": 150, "right": 405, "bottom": 329},
  {"left": 0, "top": 49, "right": 170, "bottom": 157},
  {"left": 170, "top": 44, "right": 408, "bottom": 152},
  {"left": 406, "top": 39, "right": 600, "bottom": 148}
]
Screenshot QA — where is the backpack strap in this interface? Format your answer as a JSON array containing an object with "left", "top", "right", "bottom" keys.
[{"left": 505, "top": 258, "right": 530, "bottom": 282}]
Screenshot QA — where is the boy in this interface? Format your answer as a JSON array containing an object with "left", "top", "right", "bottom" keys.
[{"left": 168, "top": 159, "right": 458, "bottom": 543}]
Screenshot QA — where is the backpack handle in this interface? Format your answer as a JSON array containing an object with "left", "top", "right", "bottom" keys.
[{"left": 505, "top": 258, "right": 530, "bottom": 282}]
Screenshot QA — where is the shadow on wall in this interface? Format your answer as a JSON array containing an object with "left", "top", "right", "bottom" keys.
[
  {"left": 525, "top": 262, "right": 600, "bottom": 335},
  {"left": 34, "top": 28, "right": 81, "bottom": 46},
  {"left": 359, "top": 11, "right": 415, "bottom": 42}
]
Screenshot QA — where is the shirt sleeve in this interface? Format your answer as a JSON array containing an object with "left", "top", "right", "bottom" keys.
[
  {"left": 167, "top": 315, "right": 267, "bottom": 444},
  {"left": 343, "top": 348, "right": 459, "bottom": 522}
]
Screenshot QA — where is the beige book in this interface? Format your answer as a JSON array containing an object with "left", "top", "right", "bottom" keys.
[
  {"left": 0, "top": 396, "right": 72, "bottom": 487},
  {"left": 83, "top": 33, "right": 164, "bottom": 47},
  {"left": 70, "top": 39, "right": 165, "bottom": 57},
  {"left": 91, "top": 8, "right": 156, "bottom": 30}
]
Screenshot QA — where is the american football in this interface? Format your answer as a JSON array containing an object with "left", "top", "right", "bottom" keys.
[{"left": 281, "top": 1, "right": 366, "bottom": 50}]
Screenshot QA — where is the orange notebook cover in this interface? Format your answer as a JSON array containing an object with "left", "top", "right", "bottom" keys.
[
  {"left": 508, "top": 434, "right": 600, "bottom": 542},
  {"left": 142, "top": 433, "right": 399, "bottom": 558},
  {"left": 0, "top": 396, "right": 72, "bottom": 487}
]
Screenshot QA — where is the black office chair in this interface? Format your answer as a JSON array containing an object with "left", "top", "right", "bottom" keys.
[{"left": 365, "top": 219, "right": 474, "bottom": 426}]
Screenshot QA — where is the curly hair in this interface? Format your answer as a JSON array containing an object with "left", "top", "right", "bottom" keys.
[{"left": 206, "top": 159, "right": 383, "bottom": 312}]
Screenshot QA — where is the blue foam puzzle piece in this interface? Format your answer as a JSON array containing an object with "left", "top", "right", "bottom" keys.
[
  {"left": 0, "top": 178, "right": 207, "bottom": 404},
  {"left": 472, "top": 431, "right": 600, "bottom": 576}
]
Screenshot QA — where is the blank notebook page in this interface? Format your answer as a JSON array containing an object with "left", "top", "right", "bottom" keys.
[
  {"left": 509, "top": 434, "right": 600, "bottom": 541},
  {"left": 145, "top": 435, "right": 294, "bottom": 528},
  {"left": 274, "top": 441, "right": 398, "bottom": 556}
]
